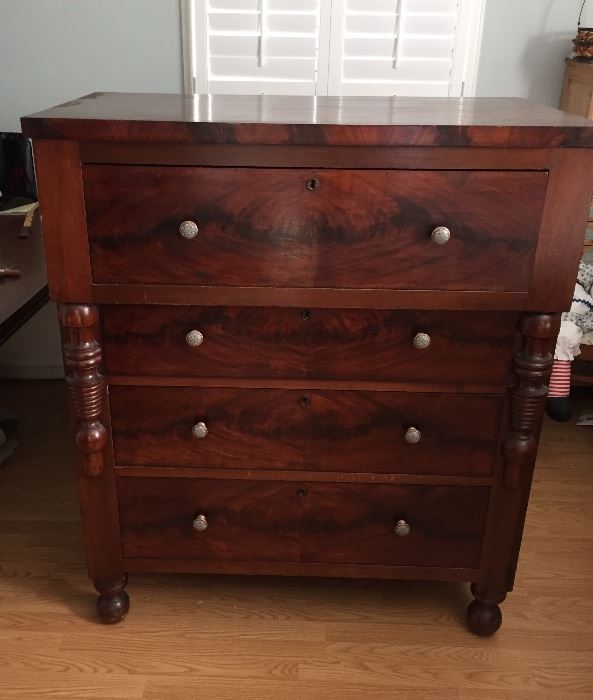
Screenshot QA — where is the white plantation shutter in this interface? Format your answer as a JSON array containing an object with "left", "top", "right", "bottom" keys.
[
  {"left": 192, "top": 0, "right": 332, "bottom": 94},
  {"left": 188, "top": 0, "right": 483, "bottom": 96},
  {"left": 327, "top": 0, "right": 476, "bottom": 96}
]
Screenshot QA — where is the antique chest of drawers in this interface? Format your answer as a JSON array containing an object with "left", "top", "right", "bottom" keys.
[{"left": 22, "top": 93, "right": 593, "bottom": 634}]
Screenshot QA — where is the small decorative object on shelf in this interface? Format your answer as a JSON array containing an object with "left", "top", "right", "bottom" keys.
[{"left": 573, "top": 1, "right": 593, "bottom": 61}]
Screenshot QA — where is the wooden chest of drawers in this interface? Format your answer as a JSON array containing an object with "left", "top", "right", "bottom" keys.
[{"left": 22, "top": 93, "right": 593, "bottom": 634}]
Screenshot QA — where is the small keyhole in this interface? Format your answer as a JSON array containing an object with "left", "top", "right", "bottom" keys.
[
  {"left": 306, "top": 178, "right": 320, "bottom": 191},
  {"left": 298, "top": 396, "right": 310, "bottom": 407},
  {"left": 301, "top": 309, "right": 312, "bottom": 320},
  {"left": 296, "top": 488, "right": 308, "bottom": 498}
]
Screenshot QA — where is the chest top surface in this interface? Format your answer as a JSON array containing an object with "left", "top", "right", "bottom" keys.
[{"left": 21, "top": 92, "right": 593, "bottom": 147}]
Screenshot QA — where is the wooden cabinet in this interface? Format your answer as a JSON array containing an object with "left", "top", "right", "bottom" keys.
[
  {"left": 561, "top": 58, "right": 593, "bottom": 119},
  {"left": 21, "top": 93, "right": 593, "bottom": 635}
]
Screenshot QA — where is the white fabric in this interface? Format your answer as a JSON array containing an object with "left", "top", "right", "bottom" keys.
[
  {"left": 555, "top": 320, "right": 583, "bottom": 361},
  {"left": 556, "top": 261, "right": 593, "bottom": 359}
]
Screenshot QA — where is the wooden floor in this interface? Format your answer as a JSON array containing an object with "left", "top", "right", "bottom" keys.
[{"left": 1, "top": 380, "right": 592, "bottom": 700}]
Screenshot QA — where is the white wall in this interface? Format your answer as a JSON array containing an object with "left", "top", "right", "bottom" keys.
[
  {"left": 0, "top": 0, "right": 183, "bottom": 133},
  {"left": 476, "top": 0, "right": 593, "bottom": 106},
  {"left": 0, "top": 0, "right": 183, "bottom": 378}
]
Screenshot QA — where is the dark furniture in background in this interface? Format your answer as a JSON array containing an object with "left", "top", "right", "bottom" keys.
[
  {"left": 22, "top": 92, "right": 593, "bottom": 634},
  {"left": 0, "top": 133, "right": 45, "bottom": 345},
  {"left": 0, "top": 210, "right": 47, "bottom": 345}
]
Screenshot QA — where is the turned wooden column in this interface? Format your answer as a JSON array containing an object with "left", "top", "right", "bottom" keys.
[
  {"left": 468, "top": 312, "right": 560, "bottom": 636},
  {"left": 59, "top": 304, "right": 107, "bottom": 477},
  {"left": 502, "top": 313, "right": 558, "bottom": 491},
  {"left": 58, "top": 303, "right": 129, "bottom": 623}
]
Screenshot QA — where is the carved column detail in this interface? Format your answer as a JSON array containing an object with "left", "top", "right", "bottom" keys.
[
  {"left": 502, "top": 312, "right": 559, "bottom": 490},
  {"left": 58, "top": 304, "right": 107, "bottom": 478}
]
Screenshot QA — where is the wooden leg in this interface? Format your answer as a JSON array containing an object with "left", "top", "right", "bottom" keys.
[
  {"left": 467, "top": 583, "right": 505, "bottom": 636},
  {"left": 94, "top": 575, "right": 130, "bottom": 624}
]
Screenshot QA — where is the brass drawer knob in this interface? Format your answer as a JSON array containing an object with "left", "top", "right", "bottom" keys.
[
  {"left": 192, "top": 421, "right": 208, "bottom": 439},
  {"left": 186, "top": 329, "right": 204, "bottom": 347},
  {"left": 413, "top": 332, "right": 431, "bottom": 350},
  {"left": 431, "top": 226, "right": 451, "bottom": 245},
  {"left": 394, "top": 519, "right": 411, "bottom": 537},
  {"left": 179, "top": 220, "right": 199, "bottom": 239},
  {"left": 404, "top": 426, "right": 421, "bottom": 444},
  {"left": 192, "top": 514, "right": 208, "bottom": 532}
]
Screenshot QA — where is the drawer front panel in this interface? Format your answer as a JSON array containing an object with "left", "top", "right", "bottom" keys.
[
  {"left": 102, "top": 305, "right": 516, "bottom": 385},
  {"left": 110, "top": 386, "right": 502, "bottom": 476},
  {"left": 84, "top": 165, "right": 547, "bottom": 291},
  {"left": 118, "top": 477, "right": 489, "bottom": 568}
]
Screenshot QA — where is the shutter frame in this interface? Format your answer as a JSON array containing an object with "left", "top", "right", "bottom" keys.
[{"left": 187, "top": 0, "right": 486, "bottom": 97}]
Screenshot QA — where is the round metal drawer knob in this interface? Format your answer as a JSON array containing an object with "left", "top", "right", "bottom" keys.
[
  {"left": 186, "top": 330, "right": 204, "bottom": 347},
  {"left": 192, "top": 421, "right": 208, "bottom": 439},
  {"left": 179, "top": 220, "right": 199, "bottom": 240},
  {"left": 192, "top": 514, "right": 208, "bottom": 532},
  {"left": 404, "top": 426, "right": 421, "bottom": 444},
  {"left": 394, "top": 519, "right": 411, "bottom": 537},
  {"left": 431, "top": 226, "right": 451, "bottom": 245},
  {"left": 413, "top": 332, "right": 431, "bottom": 350}
]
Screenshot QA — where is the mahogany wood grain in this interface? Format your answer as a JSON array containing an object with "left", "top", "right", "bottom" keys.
[
  {"left": 79, "top": 142, "right": 553, "bottom": 170},
  {"left": 22, "top": 93, "right": 593, "bottom": 631},
  {"left": 21, "top": 93, "right": 593, "bottom": 148},
  {"left": 92, "top": 284, "right": 529, "bottom": 311},
  {"left": 527, "top": 149, "right": 593, "bottom": 310},
  {"left": 83, "top": 165, "right": 547, "bottom": 291},
  {"left": 59, "top": 304, "right": 107, "bottom": 478},
  {"left": 117, "top": 477, "right": 489, "bottom": 568},
  {"left": 101, "top": 306, "right": 517, "bottom": 385},
  {"left": 32, "top": 140, "right": 91, "bottom": 301},
  {"left": 123, "top": 558, "right": 477, "bottom": 581},
  {"left": 477, "top": 313, "right": 559, "bottom": 600},
  {"left": 109, "top": 386, "right": 502, "bottom": 476},
  {"left": 57, "top": 305, "right": 124, "bottom": 587},
  {"left": 114, "top": 465, "right": 493, "bottom": 487},
  {"left": 105, "top": 376, "right": 506, "bottom": 395}
]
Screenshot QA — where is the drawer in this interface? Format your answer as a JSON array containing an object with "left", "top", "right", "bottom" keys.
[
  {"left": 84, "top": 165, "right": 547, "bottom": 291},
  {"left": 109, "top": 386, "right": 502, "bottom": 476},
  {"left": 102, "top": 305, "right": 516, "bottom": 386},
  {"left": 118, "top": 477, "right": 489, "bottom": 568}
]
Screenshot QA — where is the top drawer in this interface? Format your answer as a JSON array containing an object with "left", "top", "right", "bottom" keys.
[{"left": 83, "top": 165, "right": 547, "bottom": 291}]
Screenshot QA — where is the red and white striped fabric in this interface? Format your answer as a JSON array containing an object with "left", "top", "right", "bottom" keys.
[{"left": 548, "top": 359, "right": 572, "bottom": 398}]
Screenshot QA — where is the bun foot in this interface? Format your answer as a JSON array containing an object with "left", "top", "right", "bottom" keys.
[
  {"left": 467, "top": 598, "right": 502, "bottom": 636},
  {"left": 94, "top": 575, "right": 130, "bottom": 624}
]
